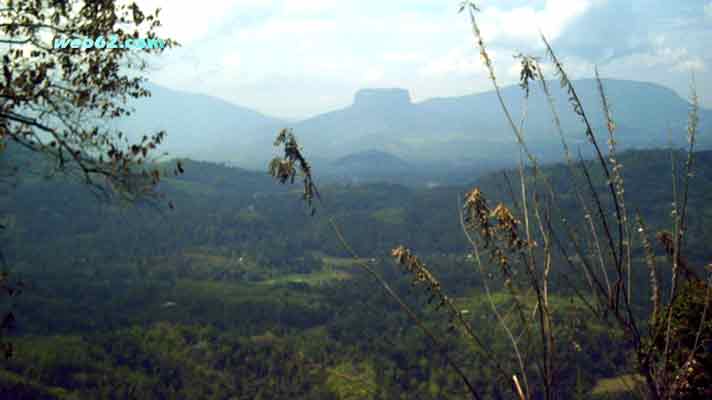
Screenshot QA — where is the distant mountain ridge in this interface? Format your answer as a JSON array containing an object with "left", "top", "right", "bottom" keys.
[
  {"left": 352, "top": 88, "right": 412, "bottom": 110},
  {"left": 116, "top": 79, "right": 712, "bottom": 177},
  {"left": 322, "top": 150, "right": 412, "bottom": 183},
  {"left": 113, "top": 83, "right": 285, "bottom": 165},
  {"left": 291, "top": 79, "right": 712, "bottom": 163},
  {"left": 335, "top": 149, "right": 409, "bottom": 167}
]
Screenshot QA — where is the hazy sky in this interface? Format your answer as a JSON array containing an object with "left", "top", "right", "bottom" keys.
[{"left": 140, "top": 0, "right": 712, "bottom": 120}]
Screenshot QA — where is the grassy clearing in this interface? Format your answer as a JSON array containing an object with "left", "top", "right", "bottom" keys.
[
  {"left": 591, "top": 374, "right": 643, "bottom": 396},
  {"left": 0, "top": 368, "right": 73, "bottom": 399},
  {"left": 181, "top": 250, "right": 233, "bottom": 266},
  {"left": 370, "top": 207, "right": 407, "bottom": 225},
  {"left": 326, "top": 361, "right": 378, "bottom": 400},
  {"left": 320, "top": 254, "right": 373, "bottom": 269},
  {"left": 260, "top": 270, "right": 352, "bottom": 286},
  {"left": 171, "top": 279, "right": 276, "bottom": 303}
]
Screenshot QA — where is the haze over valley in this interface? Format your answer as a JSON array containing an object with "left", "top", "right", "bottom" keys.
[
  {"left": 117, "top": 78, "right": 712, "bottom": 185},
  {"left": 2, "top": 1, "right": 712, "bottom": 399}
]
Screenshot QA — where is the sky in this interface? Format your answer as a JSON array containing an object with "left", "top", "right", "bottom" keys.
[{"left": 138, "top": 0, "right": 712, "bottom": 120}]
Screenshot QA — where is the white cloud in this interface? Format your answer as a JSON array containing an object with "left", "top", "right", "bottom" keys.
[
  {"left": 362, "top": 66, "right": 386, "bottom": 83},
  {"left": 222, "top": 52, "right": 242, "bottom": 69},
  {"left": 236, "top": 18, "right": 338, "bottom": 41},
  {"left": 611, "top": 45, "right": 707, "bottom": 76},
  {"left": 673, "top": 58, "right": 705, "bottom": 73},
  {"left": 283, "top": 0, "right": 338, "bottom": 15},
  {"left": 542, "top": 56, "right": 595, "bottom": 78},
  {"left": 477, "top": 0, "right": 594, "bottom": 48},
  {"left": 141, "top": 0, "right": 712, "bottom": 117},
  {"left": 393, "top": 12, "right": 447, "bottom": 34},
  {"left": 134, "top": 0, "right": 248, "bottom": 44},
  {"left": 383, "top": 52, "right": 423, "bottom": 63},
  {"left": 418, "top": 48, "right": 487, "bottom": 77}
]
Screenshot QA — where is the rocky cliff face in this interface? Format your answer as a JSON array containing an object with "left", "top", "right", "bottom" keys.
[{"left": 352, "top": 88, "right": 412, "bottom": 110}]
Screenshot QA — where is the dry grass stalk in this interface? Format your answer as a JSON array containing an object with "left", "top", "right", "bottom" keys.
[
  {"left": 268, "top": 3, "right": 710, "bottom": 399},
  {"left": 637, "top": 214, "right": 661, "bottom": 323},
  {"left": 390, "top": 244, "right": 504, "bottom": 372},
  {"left": 459, "top": 2, "right": 709, "bottom": 399},
  {"left": 595, "top": 66, "right": 633, "bottom": 304},
  {"left": 513, "top": 374, "right": 526, "bottom": 400},
  {"left": 270, "top": 130, "right": 486, "bottom": 400},
  {"left": 459, "top": 197, "right": 532, "bottom": 398}
]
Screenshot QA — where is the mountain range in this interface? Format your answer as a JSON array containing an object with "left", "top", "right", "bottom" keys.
[{"left": 115, "top": 79, "right": 712, "bottom": 183}]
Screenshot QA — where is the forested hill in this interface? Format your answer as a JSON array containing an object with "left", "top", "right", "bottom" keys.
[
  {"left": 1, "top": 148, "right": 711, "bottom": 398},
  {"left": 2, "top": 148, "right": 711, "bottom": 267}
]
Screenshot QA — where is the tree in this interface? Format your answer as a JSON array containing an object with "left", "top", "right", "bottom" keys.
[
  {"left": 0, "top": 0, "right": 179, "bottom": 197},
  {"left": 271, "top": 2, "right": 711, "bottom": 399},
  {"left": 0, "top": 0, "right": 177, "bottom": 358}
]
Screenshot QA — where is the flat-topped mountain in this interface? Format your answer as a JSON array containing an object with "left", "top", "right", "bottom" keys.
[
  {"left": 353, "top": 88, "right": 412, "bottom": 110},
  {"left": 290, "top": 79, "right": 712, "bottom": 165},
  {"left": 115, "top": 80, "right": 712, "bottom": 174}
]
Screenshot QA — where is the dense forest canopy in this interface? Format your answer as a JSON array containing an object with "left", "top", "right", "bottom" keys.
[
  {"left": 0, "top": 146, "right": 709, "bottom": 398},
  {"left": 1, "top": 0, "right": 711, "bottom": 399}
]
